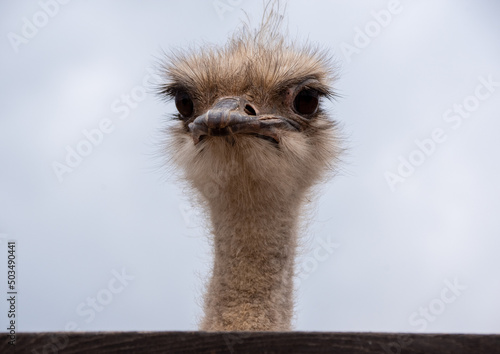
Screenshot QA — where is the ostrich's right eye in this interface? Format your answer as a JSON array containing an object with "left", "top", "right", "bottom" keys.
[{"left": 175, "top": 91, "right": 194, "bottom": 118}]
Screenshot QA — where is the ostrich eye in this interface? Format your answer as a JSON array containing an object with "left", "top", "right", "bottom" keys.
[
  {"left": 293, "top": 89, "right": 319, "bottom": 116},
  {"left": 175, "top": 91, "right": 194, "bottom": 118}
]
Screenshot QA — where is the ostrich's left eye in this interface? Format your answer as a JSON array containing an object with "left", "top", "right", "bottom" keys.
[
  {"left": 175, "top": 91, "right": 194, "bottom": 118},
  {"left": 293, "top": 89, "right": 319, "bottom": 116}
]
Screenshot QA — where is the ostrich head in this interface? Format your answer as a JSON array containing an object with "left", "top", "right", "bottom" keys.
[
  {"left": 158, "top": 4, "right": 341, "bottom": 331},
  {"left": 159, "top": 8, "right": 340, "bottom": 204}
]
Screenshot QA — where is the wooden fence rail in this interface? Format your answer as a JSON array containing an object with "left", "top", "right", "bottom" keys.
[{"left": 2, "top": 331, "right": 499, "bottom": 354}]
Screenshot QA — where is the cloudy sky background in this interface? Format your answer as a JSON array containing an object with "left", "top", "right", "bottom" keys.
[{"left": 0, "top": 0, "right": 499, "bottom": 334}]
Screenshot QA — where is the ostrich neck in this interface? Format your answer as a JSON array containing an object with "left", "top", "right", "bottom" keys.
[{"left": 200, "top": 188, "right": 302, "bottom": 331}]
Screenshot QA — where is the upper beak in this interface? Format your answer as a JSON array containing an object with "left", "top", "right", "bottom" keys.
[{"left": 188, "top": 97, "right": 300, "bottom": 145}]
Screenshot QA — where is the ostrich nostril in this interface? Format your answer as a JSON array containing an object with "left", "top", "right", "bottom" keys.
[{"left": 244, "top": 104, "right": 256, "bottom": 116}]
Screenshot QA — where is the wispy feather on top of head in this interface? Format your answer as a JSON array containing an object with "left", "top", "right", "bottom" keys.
[{"left": 157, "top": 0, "right": 337, "bottom": 104}]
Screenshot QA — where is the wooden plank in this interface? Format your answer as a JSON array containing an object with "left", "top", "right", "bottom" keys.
[{"left": 1, "top": 331, "right": 499, "bottom": 354}]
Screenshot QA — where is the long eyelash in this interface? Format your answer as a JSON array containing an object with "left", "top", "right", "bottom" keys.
[
  {"left": 158, "top": 84, "right": 181, "bottom": 100},
  {"left": 301, "top": 83, "right": 334, "bottom": 99}
]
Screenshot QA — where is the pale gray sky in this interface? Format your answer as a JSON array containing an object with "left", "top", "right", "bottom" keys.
[{"left": 0, "top": 0, "right": 499, "bottom": 334}]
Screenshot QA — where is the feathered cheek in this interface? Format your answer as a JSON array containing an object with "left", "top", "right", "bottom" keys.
[{"left": 279, "top": 133, "right": 311, "bottom": 160}]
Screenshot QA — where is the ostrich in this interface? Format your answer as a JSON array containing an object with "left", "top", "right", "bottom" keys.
[{"left": 159, "top": 4, "right": 341, "bottom": 331}]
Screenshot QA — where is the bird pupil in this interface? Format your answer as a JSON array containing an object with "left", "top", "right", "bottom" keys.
[
  {"left": 294, "top": 89, "right": 319, "bottom": 115},
  {"left": 175, "top": 91, "right": 194, "bottom": 118}
]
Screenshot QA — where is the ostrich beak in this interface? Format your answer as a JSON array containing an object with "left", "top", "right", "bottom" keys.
[{"left": 188, "top": 97, "right": 300, "bottom": 145}]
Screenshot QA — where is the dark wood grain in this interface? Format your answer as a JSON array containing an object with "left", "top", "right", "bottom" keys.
[{"left": 1, "top": 331, "right": 499, "bottom": 354}]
